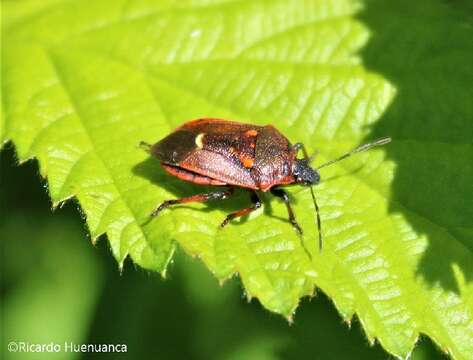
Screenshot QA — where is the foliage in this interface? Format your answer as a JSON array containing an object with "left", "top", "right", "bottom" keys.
[{"left": 2, "top": 0, "right": 472, "bottom": 358}]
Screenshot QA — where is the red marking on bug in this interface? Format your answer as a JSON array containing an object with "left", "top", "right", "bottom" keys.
[
  {"left": 245, "top": 129, "right": 258, "bottom": 137},
  {"left": 162, "top": 164, "right": 226, "bottom": 186}
]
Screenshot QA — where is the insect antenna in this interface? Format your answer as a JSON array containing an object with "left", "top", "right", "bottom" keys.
[
  {"left": 309, "top": 185, "right": 322, "bottom": 251},
  {"left": 313, "top": 137, "right": 391, "bottom": 252},
  {"left": 317, "top": 137, "right": 391, "bottom": 169},
  {"left": 294, "top": 142, "right": 324, "bottom": 252}
]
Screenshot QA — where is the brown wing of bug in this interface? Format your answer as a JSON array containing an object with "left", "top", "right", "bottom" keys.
[{"left": 150, "top": 118, "right": 297, "bottom": 191}]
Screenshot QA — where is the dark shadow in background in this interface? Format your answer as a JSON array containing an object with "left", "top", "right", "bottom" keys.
[{"left": 359, "top": 0, "right": 473, "bottom": 291}]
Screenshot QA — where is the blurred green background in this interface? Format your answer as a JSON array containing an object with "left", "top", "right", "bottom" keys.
[{"left": 1, "top": 144, "right": 445, "bottom": 360}]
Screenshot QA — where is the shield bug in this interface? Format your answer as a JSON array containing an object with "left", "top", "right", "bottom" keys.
[{"left": 140, "top": 118, "right": 390, "bottom": 250}]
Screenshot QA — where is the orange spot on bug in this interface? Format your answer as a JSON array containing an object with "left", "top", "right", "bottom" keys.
[
  {"left": 241, "top": 156, "right": 254, "bottom": 168},
  {"left": 245, "top": 129, "right": 258, "bottom": 137}
]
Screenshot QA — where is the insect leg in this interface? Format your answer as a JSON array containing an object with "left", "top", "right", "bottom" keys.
[
  {"left": 220, "top": 190, "right": 261, "bottom": 228},
  {"left": 270, "top": 187, "right": 302, "bottom": 235},
  {"left": 150, "top": 188, "right": 234, "bottom": 218}
]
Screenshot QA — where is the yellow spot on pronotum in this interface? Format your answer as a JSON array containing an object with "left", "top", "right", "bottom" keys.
[{"left": 195, "top": 133, "right": 205, "bottom": 148}]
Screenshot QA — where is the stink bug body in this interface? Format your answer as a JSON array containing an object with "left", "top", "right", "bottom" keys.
[{"left": 141, "top": 118, "right": 390, "bottom": 250}]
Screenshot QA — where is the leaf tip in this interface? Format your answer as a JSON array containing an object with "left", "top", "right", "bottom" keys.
[
  {"left": 118, "top": 260, "right": 125, "bottom": 274},
  {"left": 17, "top": 157, "right": 31, "bottom": 166},
  {"left": 344, "top": 317, "right": 352, "bottom": 329},
  {"left": 51, "top": 194, "right": 74, "bottom": 211},
  {"left": 245, "top": 292, "right": 253, "bottom": 303},
  {"left": 160, "top": 268, "right": 168, "bottom": 279},
  {"left": 90, "top": 233, "right": 98, "bottom": 245},
  {"left": 369, "top": 338, "right": 377, "bottom": 347},
  {"left": 308, "top": 287, "right": 317, "bottom": 299}
]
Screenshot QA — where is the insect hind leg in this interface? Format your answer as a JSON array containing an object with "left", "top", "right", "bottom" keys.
[
  {"left": 149, "top": 188, "right": 234, "bottom": 218},
  {"left": 220, "top": 190, "right": 261, "bottom": 228}
]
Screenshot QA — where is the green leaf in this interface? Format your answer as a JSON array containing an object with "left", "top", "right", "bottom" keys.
[{"left": 2, "top": 0, "right": 472, "bottom": 358}]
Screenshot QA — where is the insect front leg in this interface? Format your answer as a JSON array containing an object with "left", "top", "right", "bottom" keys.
[
  {"left": 220, "top": 190, "right": 261, "bottom": 228},
  {"left": 270, "top": 187, "right": 303, "bottom": 235},
  {"left": 150, "top": 187, "right": 234, "bottom": 218}
]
